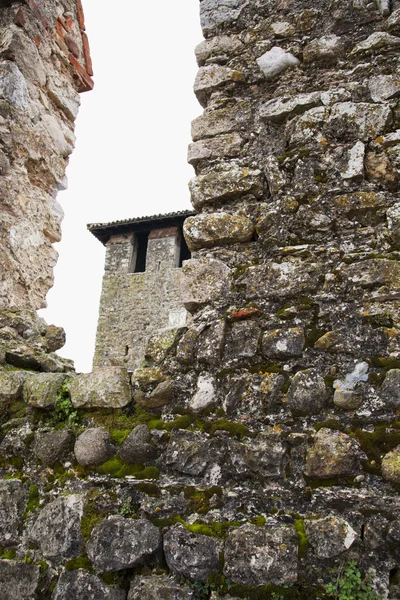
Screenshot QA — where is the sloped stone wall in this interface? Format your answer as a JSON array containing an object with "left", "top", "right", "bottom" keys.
[{"left": 3, "top": 0, "right": 400, "bottom": 599}]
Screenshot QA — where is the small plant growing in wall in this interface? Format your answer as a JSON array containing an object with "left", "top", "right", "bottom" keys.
[
  {"left": 325, "top": 561, "right": 379, "bottom": 600},
  {"left": 51, "top": 381, "right": 79, "bottom": 429}
]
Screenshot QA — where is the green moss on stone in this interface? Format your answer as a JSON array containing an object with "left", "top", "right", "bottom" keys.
[
  {"left": 23, "top": 484, "right": 40, "bottom": 518},
  {"left": 1, "top": 548, "right": 16, "bottom": 559},
  {"left": 95, "top": 458, "right": 159, "bottom": 479},
  {"left": 314, "top": 420, "right": 344, "bottom": 432},
  {"left": 294, "top": 519, "right": 309, "bottom": 558},
  {"left": 65, "top": 555, "right": 94, "bottom": 572}
]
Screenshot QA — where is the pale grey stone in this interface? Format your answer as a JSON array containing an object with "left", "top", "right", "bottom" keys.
[
  {"left": 183, "top": 212, "right": 254, "bottom": 251},
  {"left": 262, "top": 328, "right": 305, "bottom": 359},
  {"left": 264, "top": 154, "right": 286, "bottom": 195},
  {"left": 128, "top": 575, "right": 194, "bottom": 600},
  {"left": 189, "top": 165, "right": 262, "bottom": 209},
  {"left": 341, "top": 141, "right": 365, "bottom": 180},
  {"left": 195, "top": 35, "right": 244, "bottom": 66},
  {"left": 303, "top": 34, "right": 344, "bottom": 64},
  {"left": 368, "top": 74, "right": 400, "bottom": 102},
  {"left": 382, "top": 445, "right": 400, "bottom": 483},
  {"left": 200, "top": 0, "right": 249, "bottom": 34},
  {"left": 47, "top": 79, "right": 81, "bottom": 121},
  {"left": 187, "top": 133, "right": 243, "bottom": 165},
  {"left": 270, "top": 21, "right": 295, "bottom": 37},
  {"left": 305, "top": 516, "right": 357, "bottom": 558},
  {"left": 224, "top": 320, "right": 261, "bottom": 359},
  {"left": 352, "top": 31, "right": 400, "bottom": 54},
  {"left": 256, "top": 46, "right": 299, "bottom": 79},
  {"left": 68, "top": 367, "right": 131, "bottom": 408},
  {"left": 260, "top": 92, "right": 321, "bottom": 123},
  {"left": 191, "top": 100, "right": 252, "bottom": 141},
  {"left": 287, "top": 368, "right": 327, "bottom": 416},
  {"left": 74, "top": 427, "right": 116, "bottom": 467},
  {"left": 138, "top": 379, "right": 174, "bottom": 408},
  {"left": 194, "top": 65, "right": 245, "bottom": 106},
  {"left": 87, "top": 516, "right": 161, "bottom": 572},
  {"left": 52, "top": 570, "right": 126, "bottom": 600},
  {"left": 181, "top": 257, "right": 231, "bottom": 311},
  {"left": 0, "top": 371, "right": 25, "bottom": 403},
  {"left": 23, "top": 372, "right": 67, "bottom": 408},
  {"left": 164, "top": 524, "right": 220, "bottom": 581},
  {"left": 328, "top": 102, "right": 391, "bottom": 140},
  {"left": 224, "top": 524, "right": 298, "bottom": 585},
  {"left": 0, "top": 560, "right": 39, "bottom": 600},
  {"left": 0, "top": 60, "right": 28, "bottom": 109},
  {"left": 29, "top": 495, "right": 83, "bottom": 560},
  {"left": 333, "top": 389, "right": 364, "bottom": 410},
  {"left": 0, "top": 479, "right": 28, "bottom": 546},
  {"left": 189, "top": 373, "right": 218, "bottom": 413}
]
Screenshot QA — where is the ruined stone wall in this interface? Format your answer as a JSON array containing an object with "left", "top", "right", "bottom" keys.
[
  {"left": 93, "top": 228, "right": 188, "bottom": 371},
  {"left": 4, "top": 1, "right": 400, "bottom": 599},
  {"left": 0, "top": 0, "right": 93, "bottom": 310}
]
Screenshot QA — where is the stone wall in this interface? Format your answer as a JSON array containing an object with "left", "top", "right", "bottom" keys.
[
  {"left": 3, "top": 0, "right": 400, "bottom": 599},
  {"left": 0, "top": 0, "right": 93, "bottom": 310},
  {"left": 93, "top": 227, "right": 189, "bottom": 371}
]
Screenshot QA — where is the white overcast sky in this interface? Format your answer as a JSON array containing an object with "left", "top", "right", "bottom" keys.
[{"left": 40, "top": 0, "right": 203, "bottom": 372}]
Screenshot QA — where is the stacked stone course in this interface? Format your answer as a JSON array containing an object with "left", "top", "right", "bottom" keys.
[{"left": 4, "top": 0, "right": 400, "bottom": 599}]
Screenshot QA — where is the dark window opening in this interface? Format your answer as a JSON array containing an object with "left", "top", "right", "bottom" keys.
[
  {"left": 130, "top": 232, "right": 149, "bottom": 273},
  {"left": 178, "top": 230, "right": 191, "bottom": 267}
]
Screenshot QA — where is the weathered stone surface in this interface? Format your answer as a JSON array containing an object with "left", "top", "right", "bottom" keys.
[
  {"left": 181, "top": 258, "right": 231, "bottom": 311},
  {"left": 137, "top": 379, "right": 174, "bottom": 409},
  {"left": 303, "top": 35, "right": 344, "bottom": 64},
  {"left": 68, "top": 367, "right": 131, "bottom": 408},
  {"left": 333, "top": 362, "right": 368, "bottom": 411},
  {"left": 0, "top": 60, "right": 28, "bottom": 109},
  {"left": 0, "top": 371, "right": 25, "bottom": 403},
  {"left": 306, "top": 428, "right": 366, "bottom": 479},
  {"left": 34, "top": 429, "right": 74, "bottom": 466},
  {"left": 333, "top": 389, "right": 363, "bottom": 410},
  {"left": 184, "top": 212, "right": 254, "bottom": 251},
  {"left": 0, "top": 560, "right": 39, "bottom": 600},
  {"left": 256, "top": 47, "right": 299, "bottom": 79},
  {"left": 188, "top": 133, "right": 243, "bottom": 165},
  {"left": 287, "top": 369, "right": 327, "bottom": 416},
  {"left": 305, "top": 516, "right": 357, "bottom": 558},
  {"left": 194, "top": 65, "right": 245, "bottom": 106},
  {"left": 191, "top": 100, "right": 252, "bottom": 141},
  {"left": 0, "top": 479, "right": 28, "bottom": 546},
  {"left": 351, "top": 31, "right": 400, "bottom": 54},
  {"left": 262, "top": 328, "right": 305, "bottom": 360},
  {"left": 189, "top": 373, "right": 218, "bottom": 413},
  {"left": 200, "top": 0, "right": 249, "bottom": 34},
  {"left": 195, "top": 35, "right": 244, "bottom": 66},
  {"left": 87, "top": 516, "right": 161, "bottom": 572},
  {"left": 128, "top": 575, "right": 194, "bottom": 600},
  {"left": 342, "top": 141, "right": 365, "bottom": 180},
  {"left": 52, "top": 570, "right": 125, "bottom": 600},
  {"left": 382, "top": 445, "right": 400, "bottom": 483},
  {"left": 74, "top": 427, "right": 116, "bottom": 467},
  {"left": 224, "top": 320, "right": 261, "bottom": 359},
  {"left": 189, "top": 166, "right": 262, "bottom": 209},
  {"left": 224, "top": 524, "right": 298, "bottom": 585},
  {"left": 45, "top": 324, "right": 66, "bottom": 353},
  {"left": 264, "top": 155, "right": 286, "bottom": 195},
  {"left": 164, "top": 525, "right": 220, "bottom": 581},
  {"left": 119, "top": 425, "right": 157, "bottom": 465},
  {"left": 328, "top": 102, "right": 391, "bottom": 140},
  {"left": 29, "top": 495, "right": 83, "bottom": 560},
  {"left": 23, "top": 372, "right": 67, "bottom": 408},
  {"left": 380, "top": 369, "right": 400, "bottom": 409},
  {"left": 145, "top": 330, "right": 180, "bottom": 364}
]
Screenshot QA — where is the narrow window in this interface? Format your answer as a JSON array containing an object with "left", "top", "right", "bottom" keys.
[
  {"left": 129, "top": 232, "right": 149, "bottom": 273},
  {"left": 178, "top": 228, "right": 191, "bottom": 267}
]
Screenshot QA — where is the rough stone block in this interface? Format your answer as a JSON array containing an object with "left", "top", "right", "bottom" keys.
[
  {"left": 68, "top": 367, "right": 131, "bottom": 408},
  {"left": 23, "top": 372, "right": 67, "bottom": 408},
  {"left": 74, "top": 427, "right": 116, "bottom": 467},
  {"left": 382, "top": 445, "right": 400, "bottom": 483},
  {"left": 87, "top": 516, "right": 161, "bottom": 572},
  {"left": 224, "top": 524, "right": 298, "bottom": 585},
  {"left": 306, "top": 428, "right": 366, "bottom": 478},
  {"left": 351, "top": 31, "right": 400, "bottom": 54},
  {"left": 256, "top": 46, "right": 299, "bottom": 79},
  {"left": 0, "top": 60, "right": 28, "bottom": 109},
  {"left": 0, "top": 560, "right": 39, "bottom": 600},
  {"left": 303, "top": 34, "right": 345, "bottom": 64},
  {"left": 187, "top": 132, "right": 243, "bottom": 165},
  {"left": 304, "top": 516, "right": 357, "bottom": 558},
  {"left": 224, "top": 320, "right": 261, "bottom": 359},
  {"left": 189, "top": 166, "right": 262, "bottom": 209},
  {"left": 128, "top": 575, "right": 194, "bottom": 600},
  {"left": 0, "top": 479, "right": 28, "bottom": 546},
  {"left": 380, "top": 369, "right": 400, "bottom": 409},
  {"left": 262, "top": 327, "right": 305, "bottom": 360},
  {"left": 29, "top": 495, "right": 83, "bottom": 560},
  {"left": 181, "top": 258, "right": 231, "bottom": 311},
  {"left": 164, "top": 525, "right": 220, "bottom": 581},
  {"left": 0, "top": 371, "right": 25, "bottom": 403},
  {"left": 200, "top": 0, "right": 249, "bottom": 34},
  {"left": 189, "top": 373, "right": 218, "bottom": 413},
  {"left": 195, "top": 35, "right": 244, "bottom": 66},
  {"left": 183, "top": 212, "right": 254, "bottom": 251},
  {"left": 194, "top": 65, "right": 245, "bottom": 106},
  {"left": 53, "top": 570, "right": 125, "bottom": 600},
  {"left": 119, "top": 425, "right": 157, "bottom": 465},
  {"left": 260, "top": 92, "right": 322, "bottom": 123},
  {"left": 34, "top": 428, "right": 74, "bottom": 466},
  {"left": 191, "top": 100, "right": 251, "bottom": 141}
]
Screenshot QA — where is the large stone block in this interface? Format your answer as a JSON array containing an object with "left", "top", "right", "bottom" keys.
[
  {"left": 200, "top": 0, "right": 249, "bottom": 34},
  {"left": 187, "top": 133, "right": 243, "bottom": 165},
  {"left": 304, "top": 516, "right": 357, "bottom": 558},
  {"left": 128, "top": 575, "right": 194, "bottom": 600},
  {"left": 68, "top": 367, "right": 131, "bottom": 408},
  {"left": 189, "top": 166, "right": 263, "bottom": 209},
  {"left": 29, "top": 495, "right": 83, "bottom": 560},
  {"left": 287, "top": 368, "right": 327, "bottom": 416},
  {"left": 256, "top": 46, "right": 299, "bottom": 79},
  {"left": 164, "top": 525, "right": 220, "bottom": 581},
  {"left": 87, "top": 516, "right": 161, "bottom": 572},
  {"left": 0, "top": 560, "right": 39, "bottom": 600},
  {"left": 194, "top": 65, "right": 245, "bottom": 106},
  {"left": 181, "top": 258, "right": 231, "bottom": 311},
  {"left": 0, "top": 371, "right": 25, "bottom": 403},
  {"left": 306, "top": 428, "right": 366, "bottom": 479},
  {"left": 183, "top": 212, "right": 254, "bottom": 251},
  {"left": 23, "top": 373, "right": 67, "bottom": 408},
  {"left": 52, "top": 570, "right": 125, "bottom": 600},
  {"left": 0, "top": 479, "right": 28, "bottom": 546},
  {"left": 0, "top": 60, "right": 28, "bottom": 109},
  {"left": 74, "top": 427, "right": 116, "bottom": 467},
  {"left": 191, "top": 100, "right": 252, "bottom": 141},
  {"left": 224, "top": 524, "right": 298, "bottom": 585}
]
